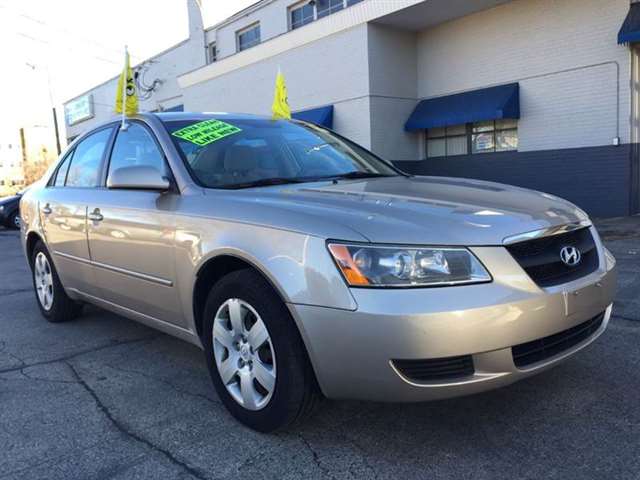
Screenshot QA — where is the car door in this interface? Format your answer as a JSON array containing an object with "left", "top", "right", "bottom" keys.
[
  {"left": 40, "top": 126, "right": 115, "bottom": 294},
  {"left": 86, "top": 121, "right": 184, "bottom": 326}
]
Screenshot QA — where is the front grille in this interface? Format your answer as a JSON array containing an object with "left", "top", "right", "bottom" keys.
[
  {"left": 393, "top": 355, "right": 474, "bottom": 382},
  {"left": 506, "top": 227, "right": 598, "bottom": 287},
  {"left": 512, "top": 312, "right": 605, "bottom": 368}
]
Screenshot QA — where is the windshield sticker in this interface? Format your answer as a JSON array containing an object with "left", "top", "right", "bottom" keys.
[{"left": 171, "top": 119, "right": 242, "bottom": 146}]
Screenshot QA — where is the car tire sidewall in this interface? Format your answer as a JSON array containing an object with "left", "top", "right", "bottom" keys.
[
  {"left": 31, "top": 242, "right": 76, "bottom": 322},
  {"left": 202, "top": 270, "right": 308, "bottom": 432}
]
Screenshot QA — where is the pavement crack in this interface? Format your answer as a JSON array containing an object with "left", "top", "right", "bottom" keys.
[
  {"left": 66, "top": 362, "right": 210, "bottom": 480},
  {"left": 14, "top": 366, "right": 79, "bottom": 384},
  {"left": 297, "top": 433, "right": 338, "bottom": 480},
  {"left": 0, "top": 287, "right": 33, "bottom": 296},
  {"left": 0, "top": 336, "right": 158, "bottom": 374},
  {"left": 105, "top": 363, "right": 222, "bottom": 407}
]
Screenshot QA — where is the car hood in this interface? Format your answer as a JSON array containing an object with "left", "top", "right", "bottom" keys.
[{"left": 243, "top": 176, "right": 589, "bottom": 246}]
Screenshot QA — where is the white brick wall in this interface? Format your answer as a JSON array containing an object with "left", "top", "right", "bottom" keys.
[
  {"left": 208, "top": 0, "right": 289, "bottom": 59},
  {"left": 367, "top": 23, "right": 420, "bottom": 160},
  {"left": 184, "top": 24, "right": 374, "bottom": 147},
  {"left": 415, "top": 0, "right": 631, "bottom": 150}
]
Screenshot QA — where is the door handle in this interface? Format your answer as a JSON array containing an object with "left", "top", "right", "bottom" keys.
[
  {"left": 42, "top": 204, "right": 52, "bottom": 215},
  {"left": 88, "top": 209, "right": 104, "bottom": 222}
]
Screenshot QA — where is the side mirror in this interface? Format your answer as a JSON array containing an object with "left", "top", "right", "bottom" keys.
[{"left": 107, "top": 165, "right": 170, "bottom": 191}]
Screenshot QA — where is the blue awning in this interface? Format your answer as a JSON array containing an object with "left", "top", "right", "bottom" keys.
[
  {"left": 405, "top": 83, "right": 520, "bottom": 132},
  {"left": 292, "top": 105, "right": 334, "bottom": 128},
  {"left": 618, "top": 3, "right": 640, "bottom": 44}
]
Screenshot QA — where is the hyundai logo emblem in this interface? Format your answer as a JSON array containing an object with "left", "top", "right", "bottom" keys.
[{"left": 560, "top": 246, "right": 581, "bottom": 267}]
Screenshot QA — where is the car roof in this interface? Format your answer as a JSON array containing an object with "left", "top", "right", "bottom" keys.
[{"left": 146, "top": 112, "right": 275, "bottom": 123}]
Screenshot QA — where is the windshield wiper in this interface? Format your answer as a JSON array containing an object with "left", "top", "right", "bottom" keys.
[
  {"left": 320, "top": 171, "right": 396, "bottom": 181},
  {"left": 220, "top": 177, "right": 307, "bottom": 190}
]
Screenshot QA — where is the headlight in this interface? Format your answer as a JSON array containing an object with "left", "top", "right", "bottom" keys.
[
  {"left": 0, "top": 205, "right": 4, "bottom": 213},
  {"left": 327, "top": 243, "right": 492, "bottom": 287}
]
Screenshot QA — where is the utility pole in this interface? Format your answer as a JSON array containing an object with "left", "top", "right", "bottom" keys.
[
  {"left": 52, "top": 107, "right": 61, "bottom": 155},
  {"left": 19, "top": 128, "right": 27, "bottom": 164}
]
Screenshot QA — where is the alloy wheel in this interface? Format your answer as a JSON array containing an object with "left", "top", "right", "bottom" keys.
[
  {"left": 34, "top": 252, "right": 54, "bottom": 311},
  {"left": 212, "top": 298, "right": 276, "bottom": 411}
]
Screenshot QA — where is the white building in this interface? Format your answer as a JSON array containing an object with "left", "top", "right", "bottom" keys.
[
  {"left": 64, "top": 0, "right": 640, "bottom": 217},
  {"left": 0, "top": 133, "right": 24, "bottom": 195}
]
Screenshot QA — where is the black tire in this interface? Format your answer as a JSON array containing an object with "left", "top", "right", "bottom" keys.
[
  {"left": 202, "top": 269, "right": 320, "bottom": 432},
  {"left": 8, "top": 211, "right": 20, "bottom": 230},
  {"left": 31, "top": 241, "right": 82, "bottom": 323}
]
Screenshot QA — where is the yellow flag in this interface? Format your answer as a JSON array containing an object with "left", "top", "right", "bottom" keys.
[
  {"left": 271, "top": 69, "right": 291, "bottom": 120},
  {"left": 115, "top": 48, "right": 138, "bottom": 116}
]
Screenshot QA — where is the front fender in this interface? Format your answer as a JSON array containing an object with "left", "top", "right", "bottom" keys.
[
  {"left": 19, "top": 193, "right": 46, "bottom": 261},
  {"left": 173, "top": 217, "right": 358, "bottom": 336}
]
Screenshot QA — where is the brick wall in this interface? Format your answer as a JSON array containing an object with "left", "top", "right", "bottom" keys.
[{"left": 415, "top": 0, "right": 631, "bottom": 150}]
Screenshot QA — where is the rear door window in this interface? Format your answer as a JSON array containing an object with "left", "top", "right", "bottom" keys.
[{"left": 65, "top": 128, "right": 113, "bottom": 187}]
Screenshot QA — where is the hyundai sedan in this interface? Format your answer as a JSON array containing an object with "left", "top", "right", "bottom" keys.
[{"left": 19, "top": 113, "right": 616, "bottom": 432}]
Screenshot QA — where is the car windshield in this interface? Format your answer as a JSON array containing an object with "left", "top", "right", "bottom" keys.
[{"left": 163, "top": 117, "right": 400, "bottom": 189}]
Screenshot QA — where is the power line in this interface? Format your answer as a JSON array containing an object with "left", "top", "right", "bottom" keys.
[{"left": 0, "top": 3, "right": 143, "bottom": 63}]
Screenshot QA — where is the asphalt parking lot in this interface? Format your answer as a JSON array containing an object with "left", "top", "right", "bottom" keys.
[{"left": 1, "top": 220, "right": 639, "bottom": 480}]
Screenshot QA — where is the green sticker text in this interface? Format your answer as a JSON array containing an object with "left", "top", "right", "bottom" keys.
[{"left": 171, "top": 119, "right": 242, "bottom": 146}]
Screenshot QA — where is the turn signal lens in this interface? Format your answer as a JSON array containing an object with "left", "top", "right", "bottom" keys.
[{"left": 327, "top": 244, "right": 370, "bottom": 286}]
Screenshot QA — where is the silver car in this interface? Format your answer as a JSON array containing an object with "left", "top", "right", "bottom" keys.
[{"left": 20, "top": 113, "right": 617, "bottom": 432}]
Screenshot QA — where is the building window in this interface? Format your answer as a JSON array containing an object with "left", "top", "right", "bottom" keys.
[
  {"left": 427, "top": 125, "right": 468, "bottom": 158},
  {"left": 237, "top": 23, "right": 261, "bottom": 52},
  {"left": 426, "top": 120, "right": 518, "bottom": 158},
  {"left": 316, "top": 0, "right": 344, "bottom": 19},
  {"left": 290, "top": 2, "right": 315, "bottom": 30},
  {"left": 287, "top": 0, "right": 363, "bottom": 31},
  {"left": 472, "top": 119, "right": 518, "bottom": 153},
  {"left": 207, "top": 42, "right": 217, "bottom": 63}
]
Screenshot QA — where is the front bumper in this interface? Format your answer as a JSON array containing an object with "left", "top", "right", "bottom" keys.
[{"left": 288, "top": 240, "right": 617, "bottom": 402}]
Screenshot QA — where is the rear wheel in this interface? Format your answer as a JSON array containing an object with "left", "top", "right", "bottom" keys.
[
  {"left": 31, "top": 241, "right": 82, "bottom": 322},
  {"left": 202, "top": 269, "right": 320, "bottom": 432}
]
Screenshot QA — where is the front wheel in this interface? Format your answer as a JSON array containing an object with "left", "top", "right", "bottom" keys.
[
  {"left": 202, "top": 269, "right": 320, "bottom": 432},
  {"left": 31, "top": 241, "right": 82, "bottom": 322}
]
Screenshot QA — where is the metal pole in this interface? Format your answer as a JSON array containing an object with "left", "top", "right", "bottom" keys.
[
  {"left": 52, "top": 107, "right": 61, "bottom": 155},
  {"left": 19, "top": 128, "right": 27, "bottom": 164},
  {"left": 121, "top": 46, "right": 127, "bottom": 130}
]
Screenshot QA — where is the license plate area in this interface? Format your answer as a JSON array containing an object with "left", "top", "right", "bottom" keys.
[{"left": 564, "top": 282, "right": 604, "bottom": 316}]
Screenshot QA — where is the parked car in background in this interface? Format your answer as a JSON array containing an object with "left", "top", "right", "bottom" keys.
[
  {"left": 19, "top": 113, "right": 617, "bottom": 432},
  {"left": 0, "top": 191, "right": 23, "bottom": 229}
]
